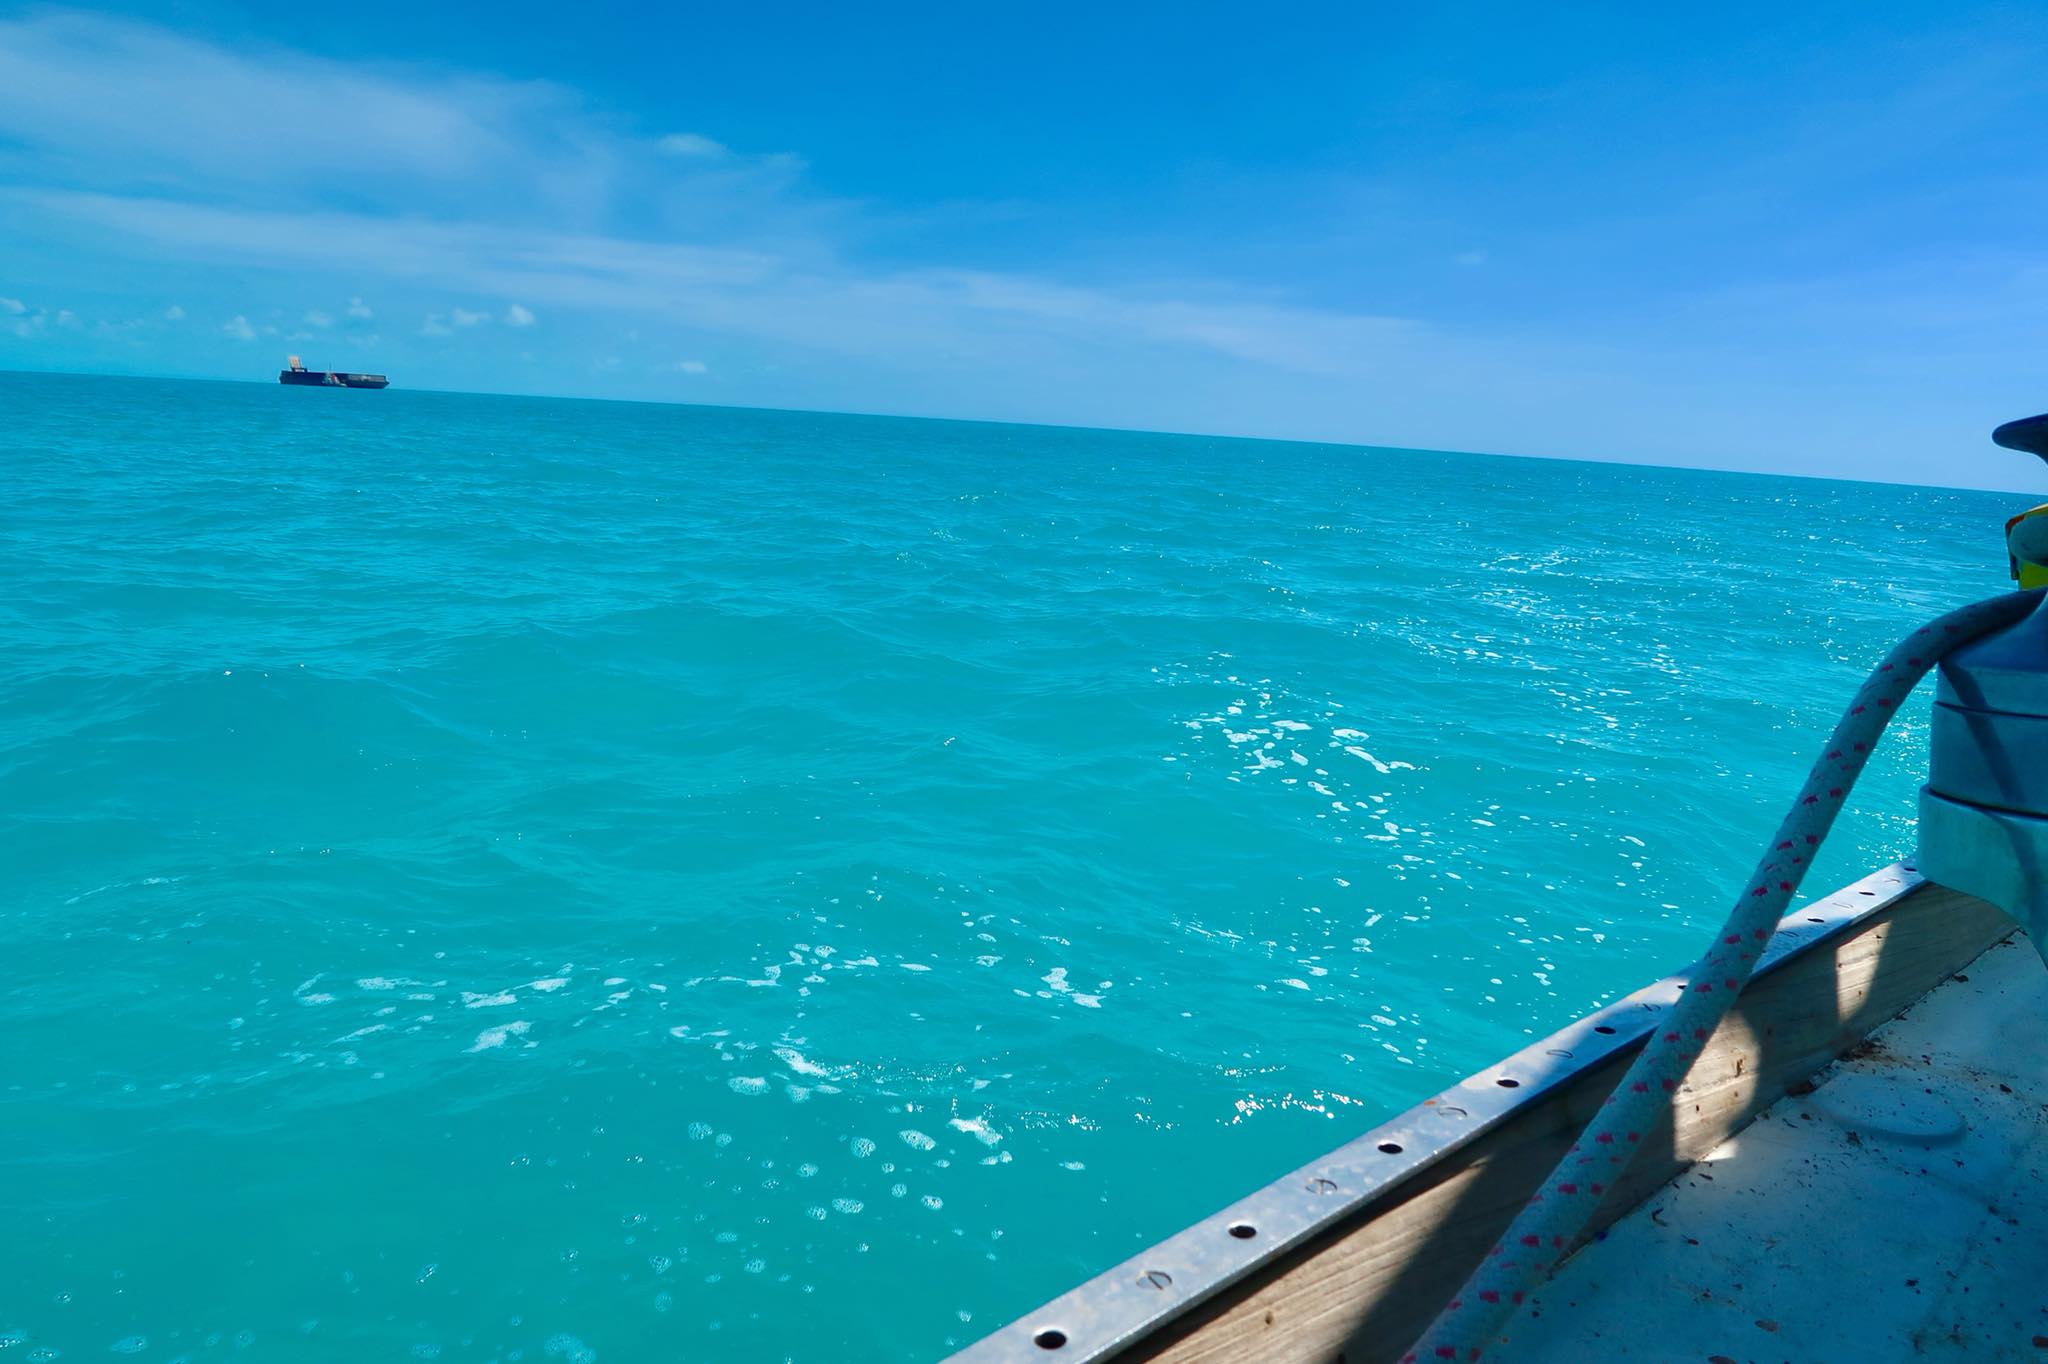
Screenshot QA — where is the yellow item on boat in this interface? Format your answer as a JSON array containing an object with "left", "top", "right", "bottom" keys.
[{"left": 2008, "top": 503, "right": 2048, "bottom": 588}]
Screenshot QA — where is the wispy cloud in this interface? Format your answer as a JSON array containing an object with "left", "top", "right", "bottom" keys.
[
  {"left": 222, "top": 314, "right": 256, "bottom": 341},
  {"left": 0, "top": 13, "right": 602, "bottom": 216},
  {"left": 0, "top": 10, "right": 824, "bottom": 245},
  {"left": 304, "top": 309, "right": 333, "bottom": 327},
  {"left": 163, "top": 303, "right": 184, "bottom": 320},
  {"left": 657, "top": 132, "right": 727, "bottom": 159},
  {"left": 345, "top": 296, "right": 373, "bottom": 319},
  {"left": 673, "top": 359, "right": 708, "bottom": 374},
  {"left": 18, "top": 187, "right": 1420, "bottom": 377},
  {"left": 5, "top": 298, "right": 45, "bottom": 338},
  {"left": 0, "top": 12, "right": 1391, "bottom": 376}
]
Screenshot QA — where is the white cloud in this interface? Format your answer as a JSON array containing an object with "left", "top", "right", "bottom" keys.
[
  {"left": 304, "top": 308, "right": 333, "bottom": 327},
  {"left": 415, "top": 303, "right": 495, "bottom": 337},
  {"left": 1454, "top": 250, "right": 1488, "bottom": 267},
  {"left": 163, "top": 303, "right": 184, "bottom": 320},
  {"left": 673, "top": 359, "right": 708, "bottom": 374},
  {"left": 0, "top": 296, "right": 24, "bottom": 314},
  {"left": 658, "top": 132, "right": 727, "bottom": 159},
  {"left": 345, "top": 296, "right": 372, "bottom": 318},
  {"left": 503, "top": 303, "right": 535, "bottom": 327},
  {"left": 0, "top": 13, "right": 601, "bottom": 213},
  {"left": 21, "top": 188, "right": 1424, "bottom": 383},
  {"left": 55, "top": 309, "right": 80, "bottom": 329},
  {"left": 0, "top": 13, "right": 807, "bottom": 237},
  {"left": 222, "top": 314, "right": 256, "bottom": 341}
]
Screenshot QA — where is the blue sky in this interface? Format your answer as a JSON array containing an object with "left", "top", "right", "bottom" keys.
[{"left": 2, "top": 2, "right": 2045, "bottom": 488}]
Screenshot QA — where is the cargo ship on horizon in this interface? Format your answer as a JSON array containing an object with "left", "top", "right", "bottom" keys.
[{"left": 278, "top": 355, "right": 388, "bottom": 389}]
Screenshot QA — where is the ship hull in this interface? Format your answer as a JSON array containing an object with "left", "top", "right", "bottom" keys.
[{"left": 279, "top": 369, "right": 389, "bottom": 389}]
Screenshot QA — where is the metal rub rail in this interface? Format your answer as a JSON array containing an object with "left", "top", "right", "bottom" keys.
[{"left": 949, "top": 862, "right": 1940, "bottom": 1363}]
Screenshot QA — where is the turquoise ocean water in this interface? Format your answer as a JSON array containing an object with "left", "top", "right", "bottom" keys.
[{"left": 0, "top": 370, "right": 2029, "bottom": 1362}]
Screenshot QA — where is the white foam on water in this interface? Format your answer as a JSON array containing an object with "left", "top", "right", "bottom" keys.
[
  {"left": 1344, "top": 745, "right": 1393, "bottom": 774},
  {"left": 526, "top": 977, "right": 569, "bottom": 993},
  {"left": 728, "top": 1076, "right": 769, "bottom": 1096},
  {"left": 293, "top": 976, "right": 335, "bottom": 1006},
  {"left": 899, "top": 1129, "right": 936, "bottom": 1151},
  {"left": 772, "top": 1046, "right": 833, "bottom": 1077},
  {"left": 465, "top": 1020, "right": 530, "bottom": 1053},
  {"left": 948, "top": 1116, "right": 1002, "bottom": 1146},
  {"left": 461, "top": 991, "right": 517, "bottom": 1009},
  {"left": 543, "top": 1334, "right": 594, "bottom": 1364}
]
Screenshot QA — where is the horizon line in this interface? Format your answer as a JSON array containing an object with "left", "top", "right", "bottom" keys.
[{"left": 4, "top": 362, "right": 2041, "bottom": 500}]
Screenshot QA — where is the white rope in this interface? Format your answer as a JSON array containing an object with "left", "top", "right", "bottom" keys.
[{"left": 1403, "top": 587, "right": 2044, "bottom": 1363}]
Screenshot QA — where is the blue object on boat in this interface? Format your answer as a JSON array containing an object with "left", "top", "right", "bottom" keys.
[{"left": 1921, "top": 418, "right": 2048, "bottom": 957}]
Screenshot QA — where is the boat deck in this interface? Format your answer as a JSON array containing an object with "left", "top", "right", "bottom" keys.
[{"left": 1504, "top": 932, "right": 2048, "bottom": 1362}]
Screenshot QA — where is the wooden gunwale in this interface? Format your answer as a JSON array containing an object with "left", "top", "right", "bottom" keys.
[{"left": 949, "top": 868, "right": 2012, "bottom": 1364}]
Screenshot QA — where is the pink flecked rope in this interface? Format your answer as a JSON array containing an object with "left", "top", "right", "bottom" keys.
[{"left": 1403, "top": 588, "right": 2045, "bottom": 1364}]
